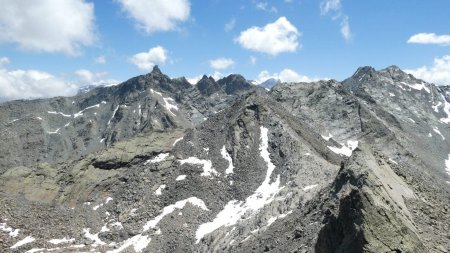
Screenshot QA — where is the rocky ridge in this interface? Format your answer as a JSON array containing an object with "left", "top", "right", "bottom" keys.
[{"left": 0, "top": 66, "right": 449, "bottom": 253}]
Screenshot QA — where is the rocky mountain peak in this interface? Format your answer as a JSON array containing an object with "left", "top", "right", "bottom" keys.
[
  {"left": 196, "top": 75, "right": 221, "bottom": 96},
  {"left": 150, "top": 65, "right": 162, "bottom": 76},
  {"left": 217, "top": 74, "right": 252, "bottom": 94},
  {"left": 352, "top": 66, "right": 377, "bottom": 79}
]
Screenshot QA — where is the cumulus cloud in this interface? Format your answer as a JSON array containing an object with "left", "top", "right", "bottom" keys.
[
  {"left": 75, "top": 69, "right": 107, "bottom": 83},
  {"left": 0, "top": 0, "right": 96, "bottom": 55},
  {"left": 209, "top": 58, "right": 235, "bottom": 70},
  {"left": 94, "top": 56, "right": 106, "bottom": 64},
  {"left": 320, "top": 0, "right": 352, "bottom": 42},
  {"left": 405, "top": 55, "right": 450, "bottom": 86},
  {"left": 0, "top": 58, "right": 78, "bottom": 101},
  {"left": 256, "top": 69, "right": 324, "bottom": 83},
  {"left": 116, "top": 0, "right": 190, "bottom": 34},
  {"left": 130, "top": 46, "right": 168, "bottom": 71},
  {"left": 407, "top": 33, "right": 450, "bottom": 46},
  {"left": 235, "top": 17, "right": 300, "bottom": 56}
]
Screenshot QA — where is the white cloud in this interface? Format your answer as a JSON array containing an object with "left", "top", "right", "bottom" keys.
[
  {"left": 209, "top": 58, "right": 235, "bottom": 70},
  {"left": 235, "top": 17, "right": 300, "bottom": 56},
  {"left": 211, "top": 71, "right": 225, "bottom": 81},
  {"left": 340, "top": 16, "right": 352, "bottom": 41},
  {"left": 75, "top": 69, "right": 107, "bottom": 83},
  {"left": 320, "top": 0, "right": 341, "bottom": 15},
  {"left": 256, "top": 69, "right": 324, "bottom": 84},
  {"left": 116, "top": 0, "right": 190, "bottom": 34},
  {"left": 0, "top": 0, "right": 96, "bottom": 55},
  {"left": 405, "top": 55, "right": 450, "bottom": 86},
  {"left": 407, "top": 33, "right": 450, "bottom": 46},
  {"left": 255, "top": 2, "right": 278, "bottom": 13},
  {"left": 225, "top": 18, "right": 236, "bottom": 32},
  {"left": 320, "top": 0, "right": 352, "bottom": 42},
  {"left": 0, "top": 57, "right": 10, "bottom": 67},
  {"left": 130, "top": 46, "right": 168, "bottom": 71},
  {"left": 94, "top": 56, "right": 106, "bottom": 64},
  {"left": 250, "top": 56, "right": 257, "bottom": 65},
  {"left": 0, "top": 58, "right": 78, "bottom": 101},
  {"left": 187, "top": 75, "right": 202, "bottom": 85}
]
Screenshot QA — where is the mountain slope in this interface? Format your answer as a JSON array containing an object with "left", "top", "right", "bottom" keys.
[{"left": 0, "top": 66, "right": 449, "bottom": 253}]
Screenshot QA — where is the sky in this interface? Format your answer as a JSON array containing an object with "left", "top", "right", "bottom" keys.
[{"left": 0, "top": 0, "right": 449, "bottom": 101}]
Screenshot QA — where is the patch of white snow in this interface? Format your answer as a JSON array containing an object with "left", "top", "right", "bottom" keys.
[
  {"left": 143, "top": 197, "right": 209, "bottom": 232},
  {"left": 179, "top": 157, "right": 218, "bottom": 177},
  {"left": 328, "top": 140, "right": 358, "bottom": 157},
  {"left": 195, "top": 126, "right": 282, "bottom": 243},
  {"left": 221, "top": 146, "right": 234, "bottom": 174}
]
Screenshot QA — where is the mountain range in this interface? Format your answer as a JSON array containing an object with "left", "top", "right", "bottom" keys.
[{"left": 0, "top": 65, "right": 449, "bottom": 253}]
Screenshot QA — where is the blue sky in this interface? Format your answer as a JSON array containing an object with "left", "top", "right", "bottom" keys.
[{"left": 0, "top": 0, "right": 449, "bottom": 100}]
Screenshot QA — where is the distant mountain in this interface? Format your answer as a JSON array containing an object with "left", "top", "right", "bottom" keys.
[
  {"left": 77, "top": 80, "right": 121, "bottom": 95},
  {"left": 0, "top": 65, "right": 449, "bottom": 253},
  {"left": 259, "top": 78, "right": 281, "bottom": 90}
]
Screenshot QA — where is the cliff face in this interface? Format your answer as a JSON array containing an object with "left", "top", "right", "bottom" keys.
[{"left": 0, "top": 66, "right": 449, "bottom": 253}]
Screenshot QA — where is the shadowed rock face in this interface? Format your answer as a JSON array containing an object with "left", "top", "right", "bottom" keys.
[{"left": 0, "top": 66, "right": 449, "bottom": 253}]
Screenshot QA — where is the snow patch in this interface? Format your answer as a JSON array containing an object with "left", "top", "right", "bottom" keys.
[
  {"left": 154, "top": 185, "right": 166, "bottom": 195},
  {"left": 389, "top": 92, "right": 395, "bottom": 97},
  {"left": 221, "top": 146, "right": 234, "bottom": 174},
  {"left": 195, "top": 126, "right": 282, "bottom": 243},
  {"left": 303, "top": 184, "right": 318, "bottom": 191},
  {"left": 179, "top": 157, "right": 218, "bottom": 177},
  {"left": 439, "top": 95, "right": 450, "bottom": 124},
  {"left": 400, "top": 81, "right": 430, "bottom": 93},
  {"left": 143, "top": 197, "right": 209, "bottom": 232},
  {"left": 432, "top": 101, "right": 442, "bottom": 113},
  {"left": 107, "top": 234, "right": 151, "bottom": 253},
  {"left": 74, "top": 103, "right": 101, "bottom": 118},
  {"left": 47, "top": 111, "right": 71, "bottom": 117},
  {"left": 432, "top": 127, "right": 445, "bottom": 140},
  {"left": 47, "top": 128, "right": 61, "bottom": 134},
  {"left": 48, "top": 237, "right": 75, "bottom": 245},
  {"left": 0, "top": 222, "right": 20, "bottom": 237},
  {"left": 267, "top": 217, "right": 277, "bottom": 226},
  {"left": 150, "top": 89, "right": 162, "bottom": 96},
  {"left": 11, "top": 235, "right": 35, "bottom": 249},
  {"left": 150, "top": 89, "right": 179, "bottom": 116},
  {"left": 445, "top": 154, "right": 450, "bottom": 176},
  {"left": 163, "top": 97, "right": 179, "bottom": 116},
  {"left": 328, "top": 140, "right": 358, "bottom": 157},
  {"left": 83, "top": 228, "right": 105, "bottom": 246},
  {"left": 145, "top": 153, "right": 170, "bottom": 165},
  {"left": 321, "top": 133, "right": 333, "bottom": 141},
  {"left": 172, "top": 137, "right": 184, "bottom": 146},
  {"left": 176, "top": 175, "right": 187, "bottom": 181},
  {"left": 108, "top": 106, "right": 120, "bottom": 125}
]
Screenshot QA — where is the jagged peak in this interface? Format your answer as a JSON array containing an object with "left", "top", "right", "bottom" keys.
[
  {"left": 198, "top": 75, "right": 216, "bottom": 84},
  {"left": 352, "top": 66, "right": 377, "bottom": 77},
  {"left": 150, "top": 65, "right": 162, "bottom": 75}
]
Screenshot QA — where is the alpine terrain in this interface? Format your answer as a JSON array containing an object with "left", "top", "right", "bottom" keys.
[{"left": 0, "top": 65, "right": 449, "bottom": 253}]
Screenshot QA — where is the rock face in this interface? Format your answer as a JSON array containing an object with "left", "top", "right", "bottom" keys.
[{"left": 0, "top": 66, "right": 449, "bottom": 253}]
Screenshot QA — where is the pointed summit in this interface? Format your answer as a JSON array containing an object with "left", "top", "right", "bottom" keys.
[
  {"left": 151, "top": 65, "right": 162, "bottom": 75},
  {"left": 352, "top": 66, "right": 377, "bottom": 78}
]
